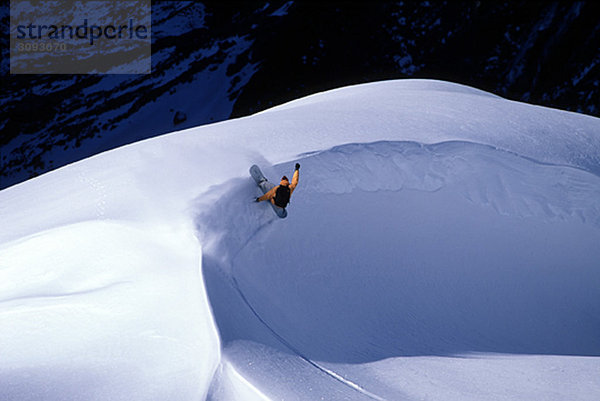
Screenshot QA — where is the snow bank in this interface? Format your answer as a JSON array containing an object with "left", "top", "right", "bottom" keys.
[{"left": 0, "top": 221, "right": 219, "bottom": 400}]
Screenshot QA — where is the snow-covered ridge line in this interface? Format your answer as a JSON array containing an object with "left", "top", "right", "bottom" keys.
[
  {"left": 258, "top": 79, "right": 504, "bottom": 114},
  {"left": 187, "top": 79, "right": 600, "bottom": 176}
]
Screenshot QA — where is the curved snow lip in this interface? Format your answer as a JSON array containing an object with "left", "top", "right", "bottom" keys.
[
  {"left": 0, "top": 220, "right": 220, "bottom": 401},
  {"left": 198, "top": 139, "right": 600, "bottom": 371},
  {"left": 258, "top": 79, "right": 504, "bottom": 115}
]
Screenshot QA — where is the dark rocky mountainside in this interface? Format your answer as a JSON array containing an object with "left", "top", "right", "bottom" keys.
[{"left": 1, "top": 1, "right": 599, "bottom": 189}]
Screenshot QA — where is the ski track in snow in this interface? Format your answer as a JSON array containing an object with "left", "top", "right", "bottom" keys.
[
  {"left": 225, "top": 217, "right": 386, "bottom": 400},
  {"left": 230, "top": 274, "right": 385, "bottom": 401}
]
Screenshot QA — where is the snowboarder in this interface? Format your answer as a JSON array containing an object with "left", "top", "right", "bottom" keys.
[{"left": 254, "top": 163, "right": 300, "bottom": 210}]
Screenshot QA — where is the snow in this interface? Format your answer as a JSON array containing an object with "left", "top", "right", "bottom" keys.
[
  {"left": 1, "top": 79, "right": 600, "bottom": 400},
  {"left": 269, "top": 1, "right": 295, "bottom": 17},
  {"left": 0, "top": 221, "right": 219, "bottom": 401}
]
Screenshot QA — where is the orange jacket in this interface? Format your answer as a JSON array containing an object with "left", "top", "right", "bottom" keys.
[{"left": 258, "top": 169, "right": 299, "bottom": 205}]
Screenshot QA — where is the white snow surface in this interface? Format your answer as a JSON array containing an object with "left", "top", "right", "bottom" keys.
[{"left": 1, "top": 79, "right": 600, "bottom": 400}]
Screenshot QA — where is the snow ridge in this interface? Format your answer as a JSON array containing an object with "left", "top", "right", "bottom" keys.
[{"left": 304, "top": 140, "right": 600, "bottom": 225}]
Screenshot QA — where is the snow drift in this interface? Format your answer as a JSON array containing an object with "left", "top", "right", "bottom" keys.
[
  {"left": 201, "top": 141, "right": 600, "bottom": 400},
  {"left": 1, "top": 80, "right": 600, "bottom": 400}
]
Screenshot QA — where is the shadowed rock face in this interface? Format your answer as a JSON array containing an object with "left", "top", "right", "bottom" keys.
[{"left": 2, "top": 1, "right": 599, "bottom": 188}]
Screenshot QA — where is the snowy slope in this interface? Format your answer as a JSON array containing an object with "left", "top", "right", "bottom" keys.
[{"left": 1, "top": 79, "right": 600, "bottom": 400}]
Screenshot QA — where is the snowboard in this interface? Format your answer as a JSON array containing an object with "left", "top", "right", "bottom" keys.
[{"left": 250, "top": 165, "right": 288, "bottom": 218}]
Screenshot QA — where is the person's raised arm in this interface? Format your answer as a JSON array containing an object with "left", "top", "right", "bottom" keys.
[{"left": 290, "top": 163, "right": 300, "bottom": 192}]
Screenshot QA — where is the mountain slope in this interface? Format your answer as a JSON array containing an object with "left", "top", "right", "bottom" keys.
[{"left": 1, "top": 80, "right": 599, "bottom": 400}]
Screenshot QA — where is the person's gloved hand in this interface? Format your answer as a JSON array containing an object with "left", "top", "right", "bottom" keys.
[{"left": 295, "top": 163, "right": 300, "bottom": 170}]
